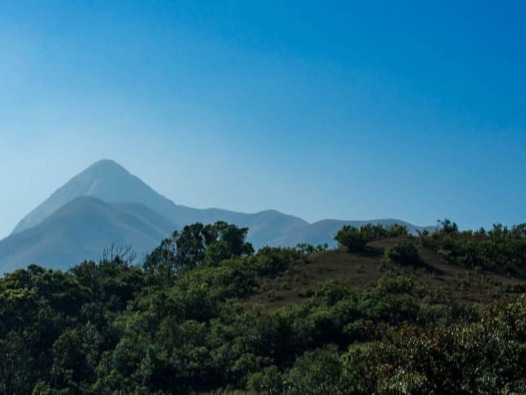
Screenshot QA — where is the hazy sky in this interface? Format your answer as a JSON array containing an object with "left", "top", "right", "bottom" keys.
[{"left": 1, "top": 0, "right": 525, "bottom": 239}]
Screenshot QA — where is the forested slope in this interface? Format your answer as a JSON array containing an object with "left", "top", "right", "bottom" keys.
[{"left": 1, "top": 220, "right": 526, "bottom": 394}]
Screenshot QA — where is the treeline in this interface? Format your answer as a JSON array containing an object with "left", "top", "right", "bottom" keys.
[
  {"left": 422, "top": 220, "right": 526, "bottom": 275},
  {"left": 0, "top": 221, "right": 526, "bottom": 394},
  {"left": 336, "top": 220, "right": 526, "bottom": 274}
]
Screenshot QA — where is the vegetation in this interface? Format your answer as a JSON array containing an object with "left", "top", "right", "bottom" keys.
[
  {"left": 1, "top": 220, "right": 526, "bottom": 393},
  {"left": 384, "top": 240, "right": 422, "bottom": 268},
  {"left": 422, "top": 219, "right": 526, "bottom": 275},
  {"left": 335, "top": 223, "right": 408, "bottom": 252}
]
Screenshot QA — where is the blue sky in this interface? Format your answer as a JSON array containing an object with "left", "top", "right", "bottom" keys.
[{"left": 1, "top": 0, "right": 525, "bottom": 238}]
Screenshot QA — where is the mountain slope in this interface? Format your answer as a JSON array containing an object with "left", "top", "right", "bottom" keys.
[
  {"left": 11, "top": 159, "right": 308, "bottom": 247},
  {"left": 1, "top": 159, "right": 434, "bottom": 273},
  {"left": 0, "top": 197, "right": 176, "bottom": 273},
  {"left": 12, "top": 159, "right": 178, "bottom": 234}
]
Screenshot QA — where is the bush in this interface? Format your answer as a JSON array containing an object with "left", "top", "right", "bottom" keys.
[
  {"left": 247, "top": 365, "right": 283, "bottom": 394},
  {"left": 385, "top": 241, "right": 422, "bottom": 267},
  {"left": 386, "top": 224, "right": 409, "bottom": 237},
  {"left": 335, "top": 224, "right": 410, "bottom": 253},
  {"left": 334, "top": 226, "right": 370, "bottom": 252}
]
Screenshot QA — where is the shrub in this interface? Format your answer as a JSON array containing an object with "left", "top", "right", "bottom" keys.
[
  {"left": 335, "top": 226, "right": 370, "bottom": 252},
  {"left": 386, "top": 224, "right": 409, "bottom": 237},
  {"left": 385, "top": 241, "right": 422, "bottom": 267},
  {"left": 247, "top": 365, "right": 283, "bottom": 394}
]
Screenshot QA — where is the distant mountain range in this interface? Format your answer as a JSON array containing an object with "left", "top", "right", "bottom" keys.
[{"left": 0, "top": 159, "right": 433, "bottom": 273}]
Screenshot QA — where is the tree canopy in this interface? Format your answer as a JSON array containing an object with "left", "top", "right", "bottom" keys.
[{"left": 1, "top": 221, "right": 526, "bottom": 393}]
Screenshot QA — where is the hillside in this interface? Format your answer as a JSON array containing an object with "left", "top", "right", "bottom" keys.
[
  {"left": 248, "top": 238, "right": 526, "bottom": 311},
  {"left": 1, "top": 221, "right": 526, "bottom": 394},
  {"left": 0, "top": 197, "right": 176, "bottom": 272}
]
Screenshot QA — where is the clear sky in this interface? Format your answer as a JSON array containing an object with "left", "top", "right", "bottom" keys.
[{"left": 1, "top": 0, "right": 525, "bottom": 239}]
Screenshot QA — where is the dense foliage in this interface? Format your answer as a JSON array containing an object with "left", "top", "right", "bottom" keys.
[
  {"left": 1, "top": 221, "right": 526, "bottom": 394},
  {"left": 335, "top": 223, "right": 408, "bottom": 252},
  {"left": 384, "top": 240, "right": 422, "bottom": 268},
  {"left": 422, "top": 219, "right": 526, "bottom": 275}
]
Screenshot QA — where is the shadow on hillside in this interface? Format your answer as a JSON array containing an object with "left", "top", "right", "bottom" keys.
[
  {"left": 381, "top": 258, "right": 445, "bottom": 276},
  {"left": 358, "top": 247, "right": 384, "bottom": 259},
  {"left": 415, "top": 260, "right": 445, "bottom": 275}
]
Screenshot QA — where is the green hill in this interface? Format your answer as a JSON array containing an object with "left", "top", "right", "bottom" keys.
[
  {"left": 1, "top": 221, "right": 526, "bottom": 394},
  {"left": 247, "top": 238, "right": 526, "bottom": 312}
]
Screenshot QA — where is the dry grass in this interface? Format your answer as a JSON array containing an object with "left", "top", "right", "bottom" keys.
[{"left": 246, "top": 238, "right": 526, "bottom": 311}]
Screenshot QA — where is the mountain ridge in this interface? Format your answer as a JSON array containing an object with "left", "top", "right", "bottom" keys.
[
  {"left": 11, "top": 159, "right": 309, "bottom": 247},
  {"left": 12, "top": 159, "right": 177, "bottom": 234},
  {"left": 0, "top": 159, "right": 433, "bottom": 273},
  {"left": 0, "top": 196, "right": 176, "bottom": 272}
]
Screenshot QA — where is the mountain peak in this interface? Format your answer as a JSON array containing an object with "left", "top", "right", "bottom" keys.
[
  {"left": 86, "top": 159, "right": 129, "bottom": 173},
  {"left": 11, "top": 159, "right": 172, "bottom": 235}
]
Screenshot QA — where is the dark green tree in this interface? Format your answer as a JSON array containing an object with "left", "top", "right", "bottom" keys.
[{"left": 334, "top": 225, "right": 370, "bottom": 252}]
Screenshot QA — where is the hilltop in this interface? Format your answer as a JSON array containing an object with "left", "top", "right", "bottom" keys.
[{"left": 248, "top": 237, "right": 526, "bottom": 311}]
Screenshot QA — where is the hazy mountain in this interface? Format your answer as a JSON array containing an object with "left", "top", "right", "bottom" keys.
[
  {"left": 1, "top": 159, "right": 432, "bottom": 273},
  {"left": 0, "top": 197, "right": 176, "bottom": 273},
  {"left": 12, "top": 159, "right": 178, "bottom": 234},
  {"left": 269, "top": 219, "right": 435, "bottom": 247},
  {"left": 11, "top": 159, "right": 307, "bottom": 247}
]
